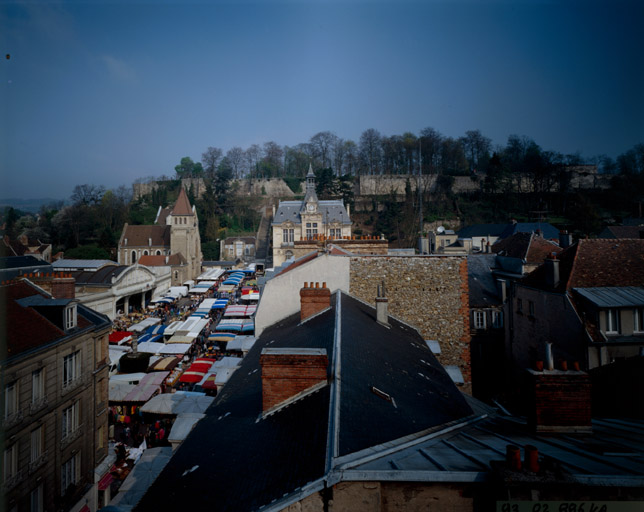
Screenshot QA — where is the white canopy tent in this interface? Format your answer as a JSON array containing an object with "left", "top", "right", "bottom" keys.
[{"left": 140, "top": 391, "right": 215, "bottom": 415}]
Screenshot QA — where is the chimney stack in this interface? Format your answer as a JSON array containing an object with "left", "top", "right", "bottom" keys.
[
  {"left": 260, "top": 348, "right": 328, "bottom": 413},
  {"left": 526, "top": 366, "right": 592, "bottom": 433},
  {"left": 300, "top": 282, "right": 331, "bottom": 322},
  {"left": 559, "top": 230, "right": 572, "bottom": 248},
  {"left": 544, "top": 252, "right": 560, "bottom": 289},
  {"left": 376, "top": 281, "right": 389, "bottom": 326},
  {"left": 497, "top": 279, "right": 507, "bottom": 303}
]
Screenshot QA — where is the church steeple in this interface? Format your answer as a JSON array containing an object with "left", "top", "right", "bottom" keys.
[{"left": 301, "top": 163, "right": 319, "bottom": 213}]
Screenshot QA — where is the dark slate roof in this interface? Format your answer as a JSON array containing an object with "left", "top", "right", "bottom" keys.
[
  {"left": 467, "top": 254, "right": 502, "bottom": 308},
  {"left": 574, "top": 287, "right": 644, "bottom": 308},
  {"left": 71, "top": 265, "right": 129, "bottom": 285},
  {"left": 457, "top": 223, "right": 508, "bottom": 239},
  {"left": 346, "top": 412, "right": 644, "bottom": 485},
  {"left": 498, "top": 222, "right": 560, "bottom": 240},
  {"left": 136, "top": 291, "right": 472, "bottom": 512},
  {"left": 272, "top": 200, "right": 350, "bottom": 226},
  {"left": 0, "top": 256, "right": 52, "bottom": 280}
]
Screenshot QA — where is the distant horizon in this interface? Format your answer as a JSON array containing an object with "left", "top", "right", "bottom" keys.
[{"left": 2, "top": 0, "right": 642, "bottom": 199}]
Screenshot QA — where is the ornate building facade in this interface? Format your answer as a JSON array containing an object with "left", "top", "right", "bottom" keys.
[{"left": 271, "top": 166, "right": 352, "bottom": 267}]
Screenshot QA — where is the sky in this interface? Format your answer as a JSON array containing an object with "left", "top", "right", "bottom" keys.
[{"left": 1, "top": 0, "right": 643, "bottom": 200}]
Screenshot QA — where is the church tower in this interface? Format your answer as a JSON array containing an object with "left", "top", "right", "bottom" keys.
[
  {"left": 301, "top": 164, "right": 319, "bottom": 214},
  {"left": 168, "top": 187, "right": 202, "bottom": 281}
]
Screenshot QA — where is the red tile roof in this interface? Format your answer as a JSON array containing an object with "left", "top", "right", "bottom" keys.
[
  {"left": 523, "top": 239, "right": 644, "bottom": 292},
  {"left": 122, "top": 225, "right": 170, "bottom": 247},
  {"left": 172, "top": 187, "right": 194, "bottom": 216},
  {"left": 4, "top": 281, "right": 64, "bottom": 359}
]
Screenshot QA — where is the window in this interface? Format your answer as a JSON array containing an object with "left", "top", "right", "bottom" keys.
[
  {"left": 62, "top": 401, "right": 80, "bottom": 439},
  {"left": 330, "top": 228, "right": 341, "bottom": 238},
  {"left": 4, "top": 443, "right": 18, "bottom": 482},
  {"left": 61, "top": 453, "right": 80, "bottom": 495},
  {"left": 30, "top": 485, "right": 43, "bottom": 512},
  {"left": 64, "top": 305, "right": 77, "bottom": 330},
  {"left": 606, "top": 309, "right": 620, "bottom": 334},
  {"left": 63, "top": 351, "right": 80, "bottom": 388},
  {"left": 32, "top": 369, "right": 44, "bottom": 403},
  {"left": 5, "top": 381, "right": 18, "bottom": 418},
  {"left": 528, "top": 301, "right": 535, "bottom": 316},
  {"left": 634, "top": 308, "right": 644, "bottom": 333},
  {"left": 31, "top": 426, "right": 43, "bottom": 463},
  {"left": 282, "top": 228, "right": 294, "bottom": 243},
  {"left": 517, "top": 298, "right": 523, "bottom": 313},
  {"left": 312, "top": 223, "right": 318, "bottom": 228},
  {"left": 131, "top": 250, "right": 136, "bottom": 264},
  {"left": 143, "top": 250, "right": 148, "bottom": 256},
  {"left": 492, "top": 311, "right": 503, "bottom": 329},
  {"left": 473, "top": 311, "right": 486, "bottom": 329},
  {"left": 156, "top": 250, "right": 161, "bottom": 255},
  {"left": 98, "top": 425, "right": 105, "bottom": 450}
]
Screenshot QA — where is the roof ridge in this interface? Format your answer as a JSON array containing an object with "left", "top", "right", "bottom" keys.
[{"left": 564, "top": 240, "right": 582, "bottom": 291}]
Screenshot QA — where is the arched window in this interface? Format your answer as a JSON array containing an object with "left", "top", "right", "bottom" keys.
[
  {"left": 131, "top": 251, "right": 136, "bottom": 264},
  {"left": 156, "top": 250, "right": 161, "bottom": 255},
  {"left": 143, "top": 250, "right": 149, "bottom": 256}
]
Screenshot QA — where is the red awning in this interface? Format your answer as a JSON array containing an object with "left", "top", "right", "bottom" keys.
[
  {"left": 179, "top": 371, "right": 206, "bottom": 383},
  {"left": 98, "top": 471, "right": 114, "bottom": 490}
]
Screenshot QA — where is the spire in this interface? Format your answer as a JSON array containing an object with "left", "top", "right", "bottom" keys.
[
  {"left": 301, "top": 163, "right": 319, "bottom": 212},
  {"left": 172, "top": 187, "right": 194, "bottom": 216}
]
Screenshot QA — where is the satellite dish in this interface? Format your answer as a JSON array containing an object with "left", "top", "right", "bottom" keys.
[{"left": 436, "top": 226, "right": 445, "bottom": 234}]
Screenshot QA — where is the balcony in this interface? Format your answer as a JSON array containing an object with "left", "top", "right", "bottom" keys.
[
  {"left": 28, "top": 451, "right": 48, "bottom": 474},
  {"left": 2, "top": 409, "right": 23, "bottom": 430},
  {"left": 29, "top": 396, "right": 49, "bottom": 415},
  {"left": 61, "top": 425, "right": 83, "bottom": 449},
  {"left": 61, "top": 375, "right": 85, "bottom": 396},
  {"left": 2, "top": 469, "right": 23, "bottom": 491}
]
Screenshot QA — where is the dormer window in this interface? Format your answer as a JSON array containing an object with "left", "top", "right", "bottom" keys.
[
  {"left": 606, "top": 308, "right": 620, "bottom": 334},
  {"left": 65, "top": 305, "right": 77, "bottom": 331}
]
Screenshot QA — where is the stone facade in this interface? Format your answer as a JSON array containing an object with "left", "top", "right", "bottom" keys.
[{"left": 349, "top": 256, "right": 471, "bottom": 393}]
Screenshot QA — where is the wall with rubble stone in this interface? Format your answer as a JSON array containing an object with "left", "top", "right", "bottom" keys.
[{"left": 349, "top": 255, "right": 471, "bottom": 393}]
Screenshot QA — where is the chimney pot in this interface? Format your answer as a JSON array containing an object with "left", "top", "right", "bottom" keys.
[
  {"left": 573, "top": 361, "right": 580, "bottom": 371},
  {"left": 506, "top": 445, "right": 522, "bottom": 471},
  {"left": 560, "top": 361, "right": 568, "bottom": 371},
  {"left": 535, "top": 360, "right": 544, "bottom": 372},
  {"left": 524, "top": 445, "right": 540, "bottom": 473}
]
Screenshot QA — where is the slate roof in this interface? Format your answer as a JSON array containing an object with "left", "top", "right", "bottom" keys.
[
  {"left": 522, "top": 239, "right": 644, "bottom": 293},
  {"left": 0, "top": 256, "right": 52, "bottom": 280},
  {"left": 467, "top": 254, "right": 502, "bottom": 308},
  {"left": 498, "top": 222, "right": 560, "bottom": 240},
  {"left": 272, "top": 200, "right": 351, "bottom": 226},
  {"left": 171, "top": 187, "right": 194, "bottom": 216},
  {"left": 598, "top": 225, "right": 644, "bottom": 239},
  {"left": 121, "top": 224, "right": 171, "bottom": 248},
  {"left": 136, "top": 291, "right": 472, "bottom": 512},
  {"left": 492, "top": 232, "right": 562, "bottom": 264},
  {"left": 52, "top": 259, "right": 116, "bottom": 270},
  {"left": 155, "top": 207, "right": 172, "bottom": 226},
  {"left": 70, "top": 265, "right": 128, "bottom": 285},
  {"left": 3, "top": 279, "right": 110, "bottom": 362},
  {"left": 457, "top": 223, "right": 508, "bottom": 239},
  {"left": 573, "top": 287, "right": 644, "bottom": 308}
]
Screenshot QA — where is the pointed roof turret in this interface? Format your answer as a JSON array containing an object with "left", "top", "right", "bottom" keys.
[
  {"left": 301, "top": 163, "right": 319, "bottom": 212},
  {"left": 172, "top": 187, "right": 194, "bottom": 216}
]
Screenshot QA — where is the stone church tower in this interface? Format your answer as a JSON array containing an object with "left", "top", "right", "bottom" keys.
[{"left": 167, "top": 187, "right": 203, "bottom": 282}]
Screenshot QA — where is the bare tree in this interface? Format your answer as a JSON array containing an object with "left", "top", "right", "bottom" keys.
[
  {"left": 226, "top": 146, "right": 245, "bottom": 179},
  {"left": 310, "top": 131, "right": 337, "bottom": 169},
  {"left": 202, "top": 147, "right": 223, "bottom": 179},
  {"left": 359, "top": 128, "right": 383, "bottom": 175},
  {"left": 460, "top": 130, "right": 491, "bottom": 172},
  {"left": 244, "top": 144, "right": 261, "bottom": 178},
  {"left": 419, "top": 127, "right": 443, "bottom": 174}
]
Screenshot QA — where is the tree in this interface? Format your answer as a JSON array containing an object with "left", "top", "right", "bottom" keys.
[
  {"left": 202, "top": 147, "right": 223, "bottom": 178},
  {"left": 174, "top": 156, "right": 202, "bottom": 178},
  {"left": 460, "top": 129, "right": 491, "bottom": 173},
  {"left": 419, "top": 127, "right": 443, "bottom": 174},
  {"left": 226, "top": 147, "right": 245, "bottom": 179},
  {"left": 71, "top": 184, "right": 105, "bottom": 206},
  {"left": 244, "top": 144, "right": 261, "bottom": 178},
  {"left": 310, "top": 131, "right": 337, "bottom": 169},
  {"left": 359, "top": 128, "right": 382, "bottom": 175}
]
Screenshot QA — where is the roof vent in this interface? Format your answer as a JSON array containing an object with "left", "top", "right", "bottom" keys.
[{"left": 371, "top": 386, "right": 396, "bottom": 407}]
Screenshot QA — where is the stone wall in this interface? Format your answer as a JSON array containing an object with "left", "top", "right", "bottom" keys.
[
  {"left": 349, "top": 256, "right": 471, "bottom": 393},
  {"left": 234, "top": 178, "right": 296, "bottom": 198}
]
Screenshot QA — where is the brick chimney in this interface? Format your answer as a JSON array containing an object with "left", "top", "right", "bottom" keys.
[
  {"left": 526, "top": 365, "right": 592, "bottom": 433},
  {"left": 300, "top": 282, "right": 331, "bottom": 322},
  {"left": 260, "top": 348, "right": 328, "bottom": 413}
]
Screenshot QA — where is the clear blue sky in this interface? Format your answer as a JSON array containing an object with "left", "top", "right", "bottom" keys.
[{"left": 1, "top": 0, "right": 643, "bottom": 199}]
